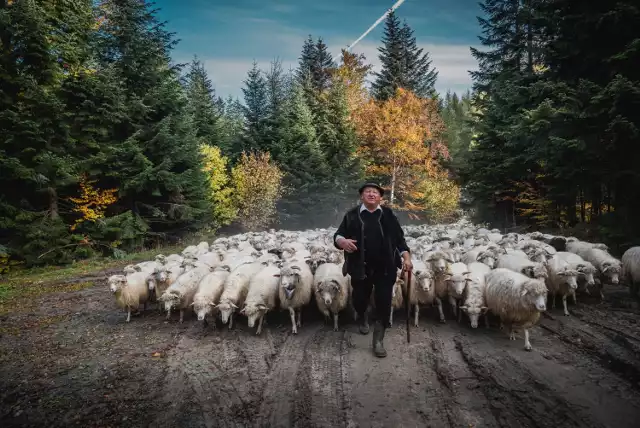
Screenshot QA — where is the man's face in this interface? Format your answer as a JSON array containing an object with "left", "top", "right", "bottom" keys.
[{"left": 360, "top": 187, "right": 382, "bottom": 205}]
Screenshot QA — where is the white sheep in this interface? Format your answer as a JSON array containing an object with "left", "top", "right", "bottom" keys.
[
  {"left": 459, "top": 262, "right": 491, "bottom": 328},
  {"left": 485, "top": 268, "right": 548, "bottom": 351},
  {"left": 496, "top": 253, "right": 548, "bottom": 281},
  {"left": 147, "top": 264, "right": 185, "bottom": 306},
  {"left": 312, "top": 262, "right": 350, "bottom": 331},
  {"left": 192, "top": 268, "right": 230, "bottom": 323},
  {"left": 108, "top": 273, "right": 150, "bottom": 322},
  {"left": 555, "top": 251, "right": 597, "bottom": 295},
  {"left": 402, "top": 259, "right": 436, "bottom": 326},
  {"left": 278, "top": 261, "right": 314, "bottom": 334},
  {"left": 158, "top": 265, "right": 212, "bottom": 322},
  {"left": 197, "top": 251, "right": 223, "bottom": 268},
  {"left": 217, "top": 261, "right": 265, "bottom": 329},
  {"left": 240, "top": 263, "right": 282, "bottom": 335},
  {"left": 444, "top": 262, "right": 470, "bottom": 321},
  {"left": 388, "top": 274, "right": 405, "bottom": 326},
  {"left": 545, "top": 255, "right": 579, "bottom": 316},
  {"left": 621, "top": 246, "right": 640, "bottom": 296},
  {"left": 581, "top": 248, "right": 622, "bottom": 298}
]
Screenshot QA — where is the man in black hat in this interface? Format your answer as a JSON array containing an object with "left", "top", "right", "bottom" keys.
[{"left": 334, "top": 182, "right": 412, "bottom": 358}]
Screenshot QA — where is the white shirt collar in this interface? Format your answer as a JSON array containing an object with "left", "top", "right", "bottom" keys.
[{"left": 360, "top": 203, "right": 381, "bottom": 213}]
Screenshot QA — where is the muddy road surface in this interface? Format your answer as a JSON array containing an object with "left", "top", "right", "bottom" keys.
[{"left": 1, "top": 271, "right": 640, "bottom": 428}]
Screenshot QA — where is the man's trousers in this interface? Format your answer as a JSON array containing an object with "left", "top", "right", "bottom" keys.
[{"left": 350, "top": 268, "right": 397, "bottom": 326}]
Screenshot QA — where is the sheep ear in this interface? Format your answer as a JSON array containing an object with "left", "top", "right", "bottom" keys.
[
  {"left": 459, "top": 305, "right": 468, "bottom": 310},
  {"left": 462, "top": 271, "right": 471, "bottom": 276},
  {"left": 291, "top": 265, "right": 301, "bottom": 271},
  {"left": 209, "top": 303, "right": 217, "bottom": 307},
  {"left": 230, "top": 302, "right": 238, "bottom": 309},
  {"left": 257, "top": 304, "right": 267, "bottom": 310},
  {"left": 481, "top": 306, "right": 488, "bottom": 313},
  {"left": 273, "top": 274, "right": 281, "bottom": 277},
  {"left": 521, "top": 289, "right": 528, "bottom": 297}
]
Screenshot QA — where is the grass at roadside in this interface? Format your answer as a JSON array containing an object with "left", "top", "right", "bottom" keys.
[{"left": 0, "top": 245, "right": 183, "bottom": 314}]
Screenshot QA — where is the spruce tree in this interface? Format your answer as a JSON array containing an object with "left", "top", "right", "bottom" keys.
[
  {"left": 185, "top": 56, "right": 225, "bottom": 150},
  {"left": 312, "top": 37, "right": 335, "bottom": 93},
  {"left": 372, "top": 11, "right": 439, "bottom": 100},
  {"left": 240, "top": 60, "right": 269, "bottom": 152},
  {"left": 95, "top": 0, "right": 210, "bottom": 236}
]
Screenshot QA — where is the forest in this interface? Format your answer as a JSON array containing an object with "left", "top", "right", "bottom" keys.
[{"left": 1, "top": 0, "right": 638, "bottom": 268}]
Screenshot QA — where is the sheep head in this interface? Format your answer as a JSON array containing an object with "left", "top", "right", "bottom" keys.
[
  {"left": 414, "top": 269, "right": 434, "bottom": 292},
  {"left": 459, "top": 304, "right": 488, "bottom": 328},
  {"left": 240, "top": 303, "right": 268, "bottom": 327},
  {"left": 557, "top": 268, "right": 579, "bottom": 289},
  {"left": 158, "top": 290, "right": 181, "bottom": 313},
  {"left": 108, "top": 274, "right": 127, "bottom": 293},
  {"left": 316, "top": 279, "right": 341, "bottom": 306},
  {"left": 601, "top": 261, "right": 621, "bottom": 284},
  {"left": 278, "top": 265, "right": 301, "bottom": 299},
  {"left": 216, "top": 300, "right": 238, "bottom": 324},
  {"left": 192, "top": 297, "right": 216, "bottom": 321},
  {"left": 444, "top": 271, "right": 470, "bottom": 298},
  {"left": 476, "top": 251, "right": 496, "bottom": 269},
  {"left": 521, "top": 279, "right": 547, "bottom": 312}
]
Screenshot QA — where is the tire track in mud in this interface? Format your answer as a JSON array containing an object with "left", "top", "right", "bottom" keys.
[
  {"left": 155, "top": 325, "right": 253, "bottom": 428},
  {"left": 347, "top": 322, "right": 453, "bottom": 428},
  {"left": 293, "top": 328, "right": 350, "bottom": 428},
  {"left": 428, "top": 325, "right": 499, "bottom": 428},
  {"left": 454, "top": 328, "right": 640, "bottom": 428},
  {"left": 253, "top": 325, "right": 322, "bottom": 428},
  {"left": 540, "top": 309, "right": 640, "bottom": 389}
]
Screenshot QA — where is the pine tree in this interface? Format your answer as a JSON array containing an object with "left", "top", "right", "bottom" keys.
[
  {"left": 372, "top": 11, "right": 439, "bottom": 100},
  {"left": 296, "top": 35, "right": 316, "bottom": 84},
  {"left": 219, "top": 95, "right": 245, "bottom": 159},
  {"left": 312, "top": 37, "right": 335, "bottom": 93},
  {"left": 263, "top": 58, "right": 289, "bottom": 159},
  {"left": 95, "top": 0, "right": 210, "bottom": 236},
  {"left": 185, "top": 56, "right": 225, "bottom": 150},
  {"left": 240, "top": 60, "right": 269, "bottom": 152}
]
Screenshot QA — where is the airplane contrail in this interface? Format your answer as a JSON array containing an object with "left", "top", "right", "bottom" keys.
[{"left": 346, "top": 0, "right": 406, "bottom": 51}]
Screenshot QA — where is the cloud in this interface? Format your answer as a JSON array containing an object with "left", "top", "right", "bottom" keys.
[{"left": 196, "top": 32, "right": 478, "bottom": 101}]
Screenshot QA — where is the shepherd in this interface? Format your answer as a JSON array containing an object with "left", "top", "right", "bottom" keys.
[{"left": 334, "top": 182, "right": 412, "bottom": 357}]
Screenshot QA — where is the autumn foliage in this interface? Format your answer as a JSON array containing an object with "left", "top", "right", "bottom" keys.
[
  {"left": 67, "top": 174, "right": 118, "bottom": 231},
  {"left": 200, "top": 144, "right": 237, "bottom": 228},
  {"left": 352, "top": 88, "right": 458, "bottom": 216},
  {"left": 231, "top": 151, "right": 284, "bottom": 230}
]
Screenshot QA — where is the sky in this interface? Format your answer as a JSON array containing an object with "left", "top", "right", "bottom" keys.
[{"left": 153, "top": 0, "right": 483, "bottom": 101}]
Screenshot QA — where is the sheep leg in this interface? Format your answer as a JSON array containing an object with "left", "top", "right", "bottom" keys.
[
  {"left": 523, "top": 328, "right": 532, "bottom": 351},
  {"left": 571, "top": 290, "right": 577, "bottom": 305},
  {"left": 333, "top": 313, "right": 339, "bottom": 332},
  {"left": 126, "top": 307, "right": 131, "bottom": 323},
  {"left": 289, "top": 307, "right": 297, "bottom": 334},
  {"left": 508, "top": 324, "right": 516, "bottom": 340},
  {"left": 562, "top": 295, "right": 570, "bottom": 316},
  {"left": 551, "top": 294, "right": 556, "bottom": 309},
  {"left": 296, "top": 309, "right": 302, "bottom": 328},
  {"left": 389, "top": 308, "right": 394, "bottom": 326},
  {"left": 229, "top": 312, "right": 234, "bottom": 329},
  {"left": 448, "top": 296, "right": 457, "bottom": 317},
  {"left": 457, "top": 301, "right": 463, "bottom": 323},
  {"left": 180, "top": 309, "right": 185, "bottom": 323},
  {"left": 414, "top": 304, "right": 420, "bottom": 327},
  {"left": 484, "top": 314, "right": 490, "bottom": 328},
  {"left": 256, "top": 314, "right": 264, "bottom": 335},
  {"left": 166, "top": 308, "right": 171, "bottom": 320},
  {"left": 435, "top": 297, "right": 446, "bottom": 323},
  {"left": 143, "top": 301, "right": 148, "bottom": 311}
]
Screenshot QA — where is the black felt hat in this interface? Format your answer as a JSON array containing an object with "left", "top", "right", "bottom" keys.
[{"left": 358, "top": 182, "right": 385, "bottom": 197}]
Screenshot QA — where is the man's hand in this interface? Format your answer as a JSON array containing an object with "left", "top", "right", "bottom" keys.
[
  {"left": 402, "top": 253, "right": 413, "bottom": 272},
  {"left": 337, "top": 237, "right": 358, "bottom": 253}
]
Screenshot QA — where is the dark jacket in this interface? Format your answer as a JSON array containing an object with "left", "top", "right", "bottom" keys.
[{"left": 334, "top": 204, "right": 410, "bottom": 280}]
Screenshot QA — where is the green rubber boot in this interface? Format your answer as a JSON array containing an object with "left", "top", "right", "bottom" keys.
[{"left": 372, "top": 321, "right": 387, "bottom": 358}]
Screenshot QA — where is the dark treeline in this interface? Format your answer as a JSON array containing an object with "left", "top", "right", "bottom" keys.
[
  {"left": 1, "top": 2, "right": 449, "bottom": 267},
  {"left": 456, "top": 0, "right": 640, "bottom": 251}
]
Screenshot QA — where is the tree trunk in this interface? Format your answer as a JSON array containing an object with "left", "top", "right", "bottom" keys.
[
  {"left": 48, "top": 187, "right": 59, "bottom": 220},
  {"left": 390, "top": 157, "right": 397, "bottom": 205}
]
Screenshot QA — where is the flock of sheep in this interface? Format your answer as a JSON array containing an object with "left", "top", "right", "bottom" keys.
[{"left": 107, "top": 218, "right": 640, "bottom": 351}]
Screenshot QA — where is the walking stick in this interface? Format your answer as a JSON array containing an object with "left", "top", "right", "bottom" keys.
[{"left": 405, "top": 268, "right": 412, "bottom": 343}]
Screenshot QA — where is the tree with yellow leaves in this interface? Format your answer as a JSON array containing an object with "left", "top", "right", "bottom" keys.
[
  {"left": 200, "top": 144, "right": 237, "bottom": 228},
  {"left": 354, "top": 88, "right": 450, "bottom": 205},
  {"left": 231, "top": 151, "right": 284, "bottom": 230},
  {"left": 67, "top": 174, "right": 118, "bottom": 231},
  {"left": 330, "top": 49, "right": 373, "bottom": 118}
]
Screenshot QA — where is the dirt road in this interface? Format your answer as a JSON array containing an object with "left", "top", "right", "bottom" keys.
[{"left": 1, "top": 270, "right": 640, "bottom": 427}]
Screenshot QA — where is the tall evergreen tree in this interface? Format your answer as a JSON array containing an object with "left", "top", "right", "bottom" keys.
[
  {"left": 184, "top": 56, "right": 224, "bottom": 150},
  {"left": 296, "top": 35, "right": 316, "bottom": 84},
  {"left": 240, "top": 60, "right": 269, "bottom": 153},
  {"left": 95, "top": 0, "right": 210, "bottom": 236},
  {"left": 311, "top": 37, "right": 335, "bottom": 93},
  {"left": 372, "top": 11, "right": 439, "bottom": 100}
]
